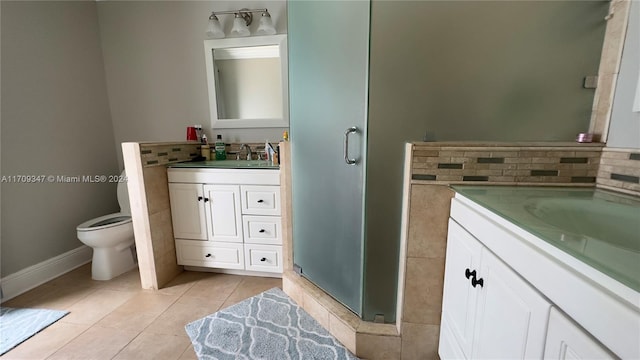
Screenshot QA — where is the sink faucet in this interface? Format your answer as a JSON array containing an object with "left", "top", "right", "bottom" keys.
[{"left": 240, "top": 144, "right": 252, "bottom": 160}]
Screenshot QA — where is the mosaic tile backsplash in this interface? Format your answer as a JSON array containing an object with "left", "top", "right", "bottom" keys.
[
  {"left": 139, "top": 142, "right": 272, "bottom": 167},
  {"left": 411, "top": 142, "right": 604, "bottom": 185}
]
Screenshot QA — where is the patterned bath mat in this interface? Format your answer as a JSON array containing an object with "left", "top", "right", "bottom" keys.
[
  {"left": 185, "top": 287, "right": 359, "bottom": 359},
  {"left": 0, "top": 307, "right": 69, "bottom": 355}
]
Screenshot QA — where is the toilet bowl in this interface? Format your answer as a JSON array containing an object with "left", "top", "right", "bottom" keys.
[{"left": 77, "top": 171, "right": 137, "bottom": 280}]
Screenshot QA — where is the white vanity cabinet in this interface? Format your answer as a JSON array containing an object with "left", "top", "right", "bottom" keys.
[
  {"left": 441, "top": 192, "right": 637, "bottom": 359},
  {"left": 440, "top": 220, "right": 551, "bottom": 360},
  {"left": 544, "top": 307, "right": 616, "bottom": 360},
  {"left": 168, "top": 168, "right": 282, "bottom": 275}
]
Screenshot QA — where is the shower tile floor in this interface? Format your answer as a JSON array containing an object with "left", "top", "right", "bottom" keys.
[{"left": 1, "top": 264, "right": 282, "bottom": 359}]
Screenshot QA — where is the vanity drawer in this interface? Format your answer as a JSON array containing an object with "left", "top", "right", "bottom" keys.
[
  {"left": 242, "top": 216, "right": 282, "bottom": 245},
  {"left": 241, "top": 186, "right": 281, "bottom": 216},
  {"left": 244, "top": 244, "right": 283, "bottom": 273},
  {"left": 176, "top": 240, "right": 244, "bottom": 269}
]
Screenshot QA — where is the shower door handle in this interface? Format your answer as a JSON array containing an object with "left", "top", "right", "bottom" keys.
[{"left": 344, "top": 126, "right": 358, "bottom": 165}]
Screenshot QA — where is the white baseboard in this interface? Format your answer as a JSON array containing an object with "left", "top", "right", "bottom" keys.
[{"left": 1, "top": 245, "right": 92, "bottom": 302}]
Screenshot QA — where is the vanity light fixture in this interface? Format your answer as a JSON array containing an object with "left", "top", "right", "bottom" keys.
[
  {"left": 230, "top": 13, "right": 251, "bottom": 37},
  {"left": 205, "top": 8, "right": 276, "bottom": 39},
  {"left": 206, "top": 14, "right": 225, "bottom": 39},
  {"left": 257, "top": 11, "right": 276, "bottom": 35}
]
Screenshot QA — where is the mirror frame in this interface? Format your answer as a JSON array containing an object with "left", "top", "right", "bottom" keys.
[{"left": 204, "top": 34, "right": 288, "bottom": 129}]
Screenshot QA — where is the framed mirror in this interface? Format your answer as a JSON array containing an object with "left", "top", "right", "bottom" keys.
[{"left": 204, "top": 35, "right": 288, "bottom": 129}]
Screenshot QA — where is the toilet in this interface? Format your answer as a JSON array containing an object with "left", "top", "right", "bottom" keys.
[{"left": 77, "top": 170, "right": 137, "bottom": 280}]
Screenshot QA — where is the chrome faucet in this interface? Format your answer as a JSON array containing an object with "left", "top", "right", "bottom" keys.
[{"left": 240, "top": 144, "right": 252, "bottom": 160}]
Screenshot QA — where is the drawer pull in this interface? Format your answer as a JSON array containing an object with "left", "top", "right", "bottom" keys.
[
  {"left": 204, "top": 198, "right": 210, "bottom": 202},
  {"left": 205, "top": 254, "right": 212, "bottom": 258},
  {"left": 259, "top": 229, "right": 266, "bottom": 233},
  {"left": 197, "top": 196, "right": 203, "bottom": 201},
  {"left": 471, "top": 276, "right": 484, "bottom": 288},
  {"left": 260, "top": 257, "right": 267, "bottom": 262},
  {"left": 257, "top": 199, "right": 264, "bottom": 203}
]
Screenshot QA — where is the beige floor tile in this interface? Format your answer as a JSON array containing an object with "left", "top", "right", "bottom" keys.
[
  {"left": 1, "top": 322, "right": 89, "bottom": 360},
  {"left": 113, "top": 332, "right": 191, "bottom": 360},
  {"left": 47, "top": 326, "right": 138, "bottom": 360},
  {"left": 100, "top": 269, "right": 143, "bottom": 292},
  {"left": 155, "top": 271, "right": 209, "bottom": 297},
  {"left": 47, "top": 263, "right": 105, "bottom": 289},
  {"left": 2, "top": 283, "right": 97, "bottom": 311},
  {"left": 62, "top": 289, "right": 137, "bottom": 325},
  {"left": 401, "top": 322, "right": 440, "bottom": 360},
  {"left": 181, "top": 273, "right": 243, "bottom": 301},
  {"left": 143, "top": 298, "right": 224, "bottom": 336},
  {"left": 220, "top": 276, "right": 282, "bottom": 308},
  {"left": 95, "top": 292, "right": 179, "bottom": 332},
  {"left": 178, "top": 345, "right": 198, "bottom": 360}
]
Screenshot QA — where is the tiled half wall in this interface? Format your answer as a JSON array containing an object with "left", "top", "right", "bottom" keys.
[
  {"left": 412, "top": 142, "right": 604, "bottom": 185},
  {"left": 597, "top": 148, "right": 640, "bottom": 194}
]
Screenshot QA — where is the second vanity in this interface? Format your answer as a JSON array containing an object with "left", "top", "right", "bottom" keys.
[
  {"left": 167, "top": 161, "right": 283, "bottom": 276},
  {"left": 439, "top": 186, "right": 639, "bottom": 360}
]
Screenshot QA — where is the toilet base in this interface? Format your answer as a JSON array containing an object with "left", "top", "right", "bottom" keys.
[{"left": 91, "top": 241, "right": 137, "bottom": 281}]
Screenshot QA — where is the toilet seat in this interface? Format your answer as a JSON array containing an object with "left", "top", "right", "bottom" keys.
[{"left": 77, "top": 213, "right": 132, "bottom": 232}]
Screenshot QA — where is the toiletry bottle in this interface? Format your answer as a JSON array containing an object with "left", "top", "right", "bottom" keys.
[{"left": 214, "top": 134, "right": 226, "bottom": 160}]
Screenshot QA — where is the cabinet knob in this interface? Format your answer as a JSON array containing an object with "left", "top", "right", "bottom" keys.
[
  {"left": 260, "top": 257, "right": 267, "bottom": 262},
  {"left": 465, "top": 268, "right": 476, "bottom": 279},
  {"left": 197, "top": 196, "right": 203, "bottom": 201},
  {"left": 204, "top": 198, "right": 209, "bottom": 202},
  {"left": 259, "top": 229, "right": 266, "bottom": 233},
  {"left": 257, "top": 199, "right": 264, "bottom": 203},
  {"left": 205, "top": 254, "right": 212, "bottom": 258},
  {"left": 471, "top": 277, "right": 484, "bottom": 288}
]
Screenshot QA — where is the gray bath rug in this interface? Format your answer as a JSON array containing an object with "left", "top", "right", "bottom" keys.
[
  {"left": 0, "top": 307, "right": 69, "bottom": 355},
  {"left": 185, "top": 287, "right": 359, "bottom": 359}
]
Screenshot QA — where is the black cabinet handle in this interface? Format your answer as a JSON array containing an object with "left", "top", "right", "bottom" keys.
[
  {"left": 205, "top": 254, "right": 212, "bottom": 258},
  {"left": 472, "top": 277, "right": 484, "bottom": 288},
  {"left": 197, "top": 196, "right": 203, "bottom": 201},
  {"left": 465, "top": 268, "right": 476, "bottom": 279},
  {"left": 257, "top": 199, "right": 264, "bottom": 203},
  {"left": 259, "top": 229, "right": 266, "bottom": 233},
  {"left": 260, "top": 257, "right": 267, "bottom": 262},
  {"left": 204, "top": 198, "right": 209, "bottom": 202}
]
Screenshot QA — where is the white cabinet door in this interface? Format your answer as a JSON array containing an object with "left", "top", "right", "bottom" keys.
[
  {"left": 204, "top": 184, "right": 242, "bottom": 243},
  {"left": 544, "top": 307, "right": 616, "bottom": 360},
  {"left": 440, "top": 220, "right": 551, "bottom": 360},
  {"left": 168, "top": 183, "right": 207, "bottom": 240},
  {"left": 440, "top": 220, "right": 484, "bottom": 358},
  {"left": 473, "top": 247, "right": 551, "bottom": 359}
]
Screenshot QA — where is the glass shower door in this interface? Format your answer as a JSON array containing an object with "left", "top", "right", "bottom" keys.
[{"left": 288, "top": 0, "right": 370, "bottom": 315}]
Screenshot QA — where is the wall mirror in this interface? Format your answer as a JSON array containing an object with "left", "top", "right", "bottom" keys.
[{"left": 204, "top": 34, "right": 288, "bottom": 129}]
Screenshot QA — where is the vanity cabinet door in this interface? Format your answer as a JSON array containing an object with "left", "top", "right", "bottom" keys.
[
  {"left": 203, "top": 185, "right": 242, "bottom": 243},
  {"left": 472, "top": 247, "right": 550, "bottom": 359},
  {"left": 440, "top": 220, "right": 551, "bottom": 360},
  {"left": 168, "top": 183, "right": 208, "bottom": 240},
  {"left": 440, "top": 220, "right": 483, "bottom": 358},
  {"left": 544, "top": 307, "right": 616, "bottom": 360}
]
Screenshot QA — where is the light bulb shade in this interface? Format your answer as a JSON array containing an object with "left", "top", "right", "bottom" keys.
[
  {"left": 230, "top": 16, "right": 250, "bottom": 37},
  {"left": 256, "top": 13, "right": 276, "bottom": 35},
  {"left": 205, "top": 17, "right": 225, "bottom": 39}
]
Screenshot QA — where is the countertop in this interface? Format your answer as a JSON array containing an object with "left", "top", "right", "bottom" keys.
[{"left": 168, "top": 159, "right": 280, "bottom": 170}]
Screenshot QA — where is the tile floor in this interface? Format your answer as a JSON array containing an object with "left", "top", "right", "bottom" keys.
[{"left": 1, "top": 264, "right": 282, "bottom": 360}]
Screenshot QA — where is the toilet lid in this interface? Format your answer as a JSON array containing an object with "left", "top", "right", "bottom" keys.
[
  {"left": 117, "top": 170, "right": 130, "bottom": 214},
  {"left": 77, "top": 213, "right": 132, "bottom": 231}
]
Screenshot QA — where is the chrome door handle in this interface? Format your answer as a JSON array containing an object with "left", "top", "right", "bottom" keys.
[{"left": 344, "top": 126, "right": 358, "bottom": 165}]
